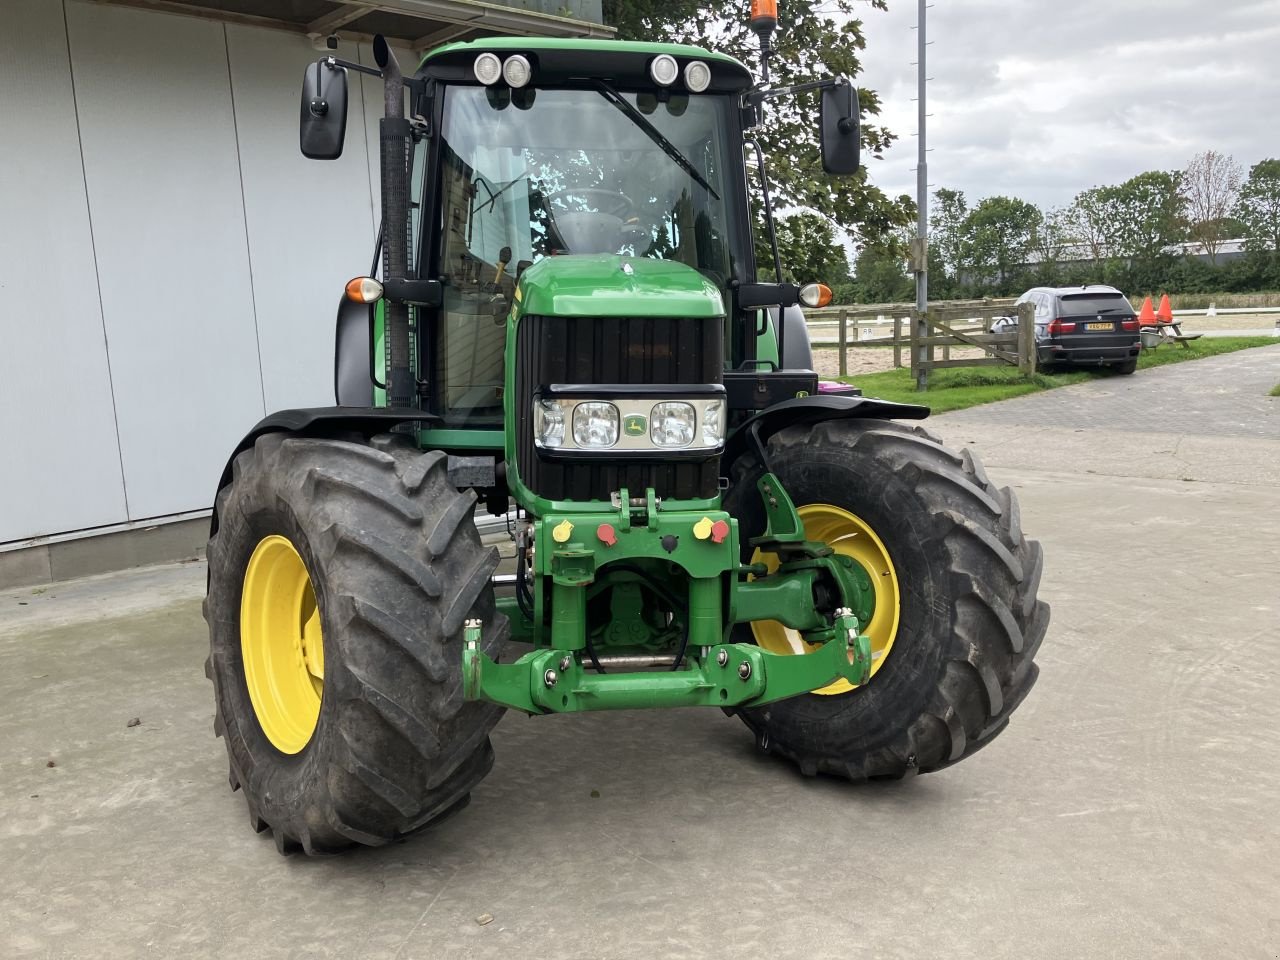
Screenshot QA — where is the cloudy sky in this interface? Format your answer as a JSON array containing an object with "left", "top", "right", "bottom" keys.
[{"left": 853, "top": 0, "right": 1280, "bottom": 214}]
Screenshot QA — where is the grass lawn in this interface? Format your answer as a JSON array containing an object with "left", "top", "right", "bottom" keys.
[{"left": 841, "top": 337, "right": 1278, "bottom": 415}]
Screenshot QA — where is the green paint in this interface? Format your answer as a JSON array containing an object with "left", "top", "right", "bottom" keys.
[
  {"left": 516, "top": 255, "right": 725, "bottom": 319},
  {"left": 757, "top": 472, "right": 805, "bottom": 544},
  {"left": 372, "top": 300, "right": 386, "bottom": 407},
  {"left": 420, "top": 36, "right": 750, "bottom": 75},
  {"left": 462, "top": 630, "right": 870, "bottom": 715},
  {"left": 415, "top": 428, "right": 502, "bottom": 450},
  {"left": 534, "top": 509, "right": 737, "bottom": 581}
]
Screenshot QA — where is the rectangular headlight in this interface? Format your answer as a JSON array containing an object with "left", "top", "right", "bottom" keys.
[
  {"left": 534, "top": 390, "right": 725, "bottom": 455},
  {"left": 650, "top": 401, "right": 696, "bottom": 447},
  {"left": 572, "top": 401, "right": 619, "bottom": 448}
]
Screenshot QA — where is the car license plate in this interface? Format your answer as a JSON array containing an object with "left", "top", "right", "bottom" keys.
[{"left": 1086, "top": 322, "right": 1111, "bottom": 331}]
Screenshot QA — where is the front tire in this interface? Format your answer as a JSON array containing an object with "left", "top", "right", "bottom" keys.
[
  {"left": 723, "top": 419, "right": 1048, "bottom": 780},
  {"left": 203, "top": 433, "right": 506, "bottom": 854}
]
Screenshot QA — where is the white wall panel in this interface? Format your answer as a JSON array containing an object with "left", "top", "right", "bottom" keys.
[
  {"left": 225, "top": 28, "right": 378, "bottom": 412},
  {"left": 0, "top": 0, "right": 129, "bottom": 542},
  {"left": 65, "top": 1, "right": 264, "bottom": 520}
]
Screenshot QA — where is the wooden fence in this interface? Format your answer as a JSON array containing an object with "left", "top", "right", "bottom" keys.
[{"left": 806, "top": 298, "right": 1036, "bottom": 387}]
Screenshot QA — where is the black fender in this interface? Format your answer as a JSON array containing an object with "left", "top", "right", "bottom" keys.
[
  {"left": 772, "top": 305, "right": 814, "bottom": 371},
  {"left": 209, "top": 406, "right": 437, "bottom": 536},
  {"left": 722, "top": 394, "right": 929, "bottom": 472},
  {"left": 335, "top": 296, "right": 376, "bottom": 406}
]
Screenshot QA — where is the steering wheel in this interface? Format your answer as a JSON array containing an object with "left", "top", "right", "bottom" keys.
[{"left": 548, "top": 188, "right": 637, "bottom": 221}]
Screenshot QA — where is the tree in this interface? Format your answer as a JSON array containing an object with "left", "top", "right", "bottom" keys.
[
  {"left": 1235, "top": 158, "right": 1280, "bottom": 253},
  {"left": 1182, "top": 150, "right": 1243, "bottom": 264},
  {"left": 1067, "top": 187, "right": 1114, "bottom": 261},
  {"left": 930, "top": 187, "right": 969, "bottom": 282},
  {"left": 1029, "top": 207, "right": 1072, "bottom": 268},
  {"left": 1104, "top": 171, "right": 1187, "bottom": 261},
  {"left": 1026, "top": 206, "right": 1073, "bottom": 286},
  {"left": 852, "top": 243, "right": 913, "bottom": 303},
  {"left": 771, "top": 212, "right": 850, "bottom": 283},
  {"left": 963, "top": 196, "right": 1041, "bottom": 288},
  {"left": 603, "top": 0, "right": 916, "bottom": 257}
]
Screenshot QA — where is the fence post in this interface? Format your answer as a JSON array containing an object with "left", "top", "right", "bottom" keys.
[
  {"left": 1018, "top": 302, "right": 1035, "bottom": 375},
  {"left": 894, "top": 314, "right": 902, "bottom": 369},
  {"left": 838, "top": 308, "right": 848, "bottom": 377}
]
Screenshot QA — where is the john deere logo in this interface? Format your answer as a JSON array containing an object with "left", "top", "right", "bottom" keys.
[{"left": 623, "top": 414, "right": 647, "bottom": 437}]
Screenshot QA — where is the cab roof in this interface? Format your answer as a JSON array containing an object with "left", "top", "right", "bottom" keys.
[{"left": 419, "top": 36, "right": 755, "bottom": 93}]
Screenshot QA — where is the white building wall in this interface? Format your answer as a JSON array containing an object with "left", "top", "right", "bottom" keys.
[
  {"left": 0, "top": 0, "right": 131, "bottom": 540},
  {"left": 0, "top": 1, "right": 392, "bottom": 544}
]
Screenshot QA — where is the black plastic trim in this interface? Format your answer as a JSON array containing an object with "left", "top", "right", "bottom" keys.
[
  {"left": 544, "top": 383, "right": 726, "bottom": 399},
  {"left": 534, "top": 444, "right": 724, "bottom": 464},
  {"left": 722, "top": 395, "right": 930, "bottom": 468},
  {"left": 723, "top": 370, "right": 818, "bottom": 411}
]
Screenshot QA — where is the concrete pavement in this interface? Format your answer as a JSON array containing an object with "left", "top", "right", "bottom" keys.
[{"left": 2, "top": 346, "right": 1278, "bottom": 960}]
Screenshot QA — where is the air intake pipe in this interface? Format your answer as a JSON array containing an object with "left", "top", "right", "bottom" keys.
[{"left": 373, "top": 36, "right": 415, "bottom": 409}]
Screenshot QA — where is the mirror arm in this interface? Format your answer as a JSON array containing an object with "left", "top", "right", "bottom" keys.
[
  {"left": 746, "top": 75, "right": 848, "bottom": 109},
  {"left": 322, "top": 56, "right": 425, "bottom": 98},
  {"left": 322, "top": 55, "right": 383, "bottom": 80}
]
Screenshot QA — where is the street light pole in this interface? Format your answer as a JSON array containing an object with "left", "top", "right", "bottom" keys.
[{"left": 914, "top": 0, "right": 929, "bottom": 391}]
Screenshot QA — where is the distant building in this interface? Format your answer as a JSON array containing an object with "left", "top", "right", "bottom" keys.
[{"left": 1024, "top": 239, "right": 1250, "bottom": 267}]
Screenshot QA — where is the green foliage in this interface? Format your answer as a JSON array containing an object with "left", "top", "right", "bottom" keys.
[
  {"left": 1104, "top": 170, "right": 1187, "bottom": 261},
  {"left": 603, "top": 0, "right": 916, "bottom": 256},
  {"left": 930, "top": 187, "right": 969, "bottom": 279},
  {"left": 918, "top": 156, "right": 1280, "bottom": 301},
  {"left": 771, "top": 211, "right": 850, "bottom": 284},
  {"left": 852, "top": 244, "right": 913, "bottom": 303},
  {"left": 964, "top": 196, "right": 1042, "bottom": 288},
  {"left": 1235, "top": 159, "right": 1280, "bottom": 254}
]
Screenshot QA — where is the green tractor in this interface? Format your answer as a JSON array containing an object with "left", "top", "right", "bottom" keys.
[{"left": 204, "top": 13, "right": 1047, "bottom": 856}]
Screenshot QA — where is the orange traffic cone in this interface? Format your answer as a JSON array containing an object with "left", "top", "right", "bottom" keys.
[
  {"left": 1137, "top": 296, "right": 1156, "bottom": 326},
  {"left": 1156, "top": 294, "right": 1174, "bottom": 324}
]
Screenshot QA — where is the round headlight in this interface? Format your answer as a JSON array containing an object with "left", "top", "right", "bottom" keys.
[
  {"left": 502, "top": 54, "right": 531, "bottom": 88},
  {"left": 473, "top": 52, "right": 502, "bottom": 86},
  {"left": 683, "top": 60, "right": 711, "bottom": 93},
  {"left": 534, "top": 398, "right": 565, "bottom": 448},
  {"left": 649, "top": 54, "right": 679, "bottom": 87},
  {"left": 650, "top": 401, "right": 696, "bottom": 447},
  {"left": 572, "top": 402, "right": 619, "bottom": 448}
]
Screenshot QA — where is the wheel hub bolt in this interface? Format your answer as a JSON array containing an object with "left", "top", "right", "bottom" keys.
[
  {"left": 738, "top": 661, "right": 752, "bottom": 680},
  {"left": 543, "top": 669, "right": 558, "bottom": 688},
  {"left": 716, "top": 649, "right": 729, "bottom": 667},
  {"left": 559, "top": 655, "right": 572, "bottom": 673}
]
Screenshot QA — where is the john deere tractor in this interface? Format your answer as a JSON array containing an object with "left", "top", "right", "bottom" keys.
[{"left": 204, "top": 10, "right": 1047, "bottom": 856}]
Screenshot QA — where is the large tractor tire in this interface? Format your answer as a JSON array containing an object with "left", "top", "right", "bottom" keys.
[
  {"left": 724, "top": 419, "right": 1047, "bottom": 780},
  {"left": 203, "top": 432, "right": 506, "bottom": 855}
]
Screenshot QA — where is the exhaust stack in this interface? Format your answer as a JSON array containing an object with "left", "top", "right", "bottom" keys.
[{"left": 373, "top": 36, "right": 415, "bottom": 409}]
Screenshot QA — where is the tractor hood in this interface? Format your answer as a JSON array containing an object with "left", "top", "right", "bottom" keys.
[{"left": 515, "top": 255, "right": 725, "bottom": 319}]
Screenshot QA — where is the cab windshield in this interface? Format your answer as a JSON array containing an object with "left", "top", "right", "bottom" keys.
[{"left": 429, "top": 84, "right": 740, "bottom": 426}]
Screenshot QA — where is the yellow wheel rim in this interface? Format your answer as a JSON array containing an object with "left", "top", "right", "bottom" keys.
[
  {"left": 240, "top": 535, "right": 324, "bottom": 754},
  {"left": 751, "top": 504, "right": 900, "bottom": 696}
]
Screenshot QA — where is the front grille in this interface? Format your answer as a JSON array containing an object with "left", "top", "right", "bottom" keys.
[{"left": 515, "top": 315, "right": 723, "bottom": 502}]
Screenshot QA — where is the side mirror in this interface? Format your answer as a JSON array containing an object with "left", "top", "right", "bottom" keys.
[
  {"left": 820, "top": 81, "right": 860, "bottom": 175},
  {"left": 300, "top": 59, "right": 348, "bottom": 160}
]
